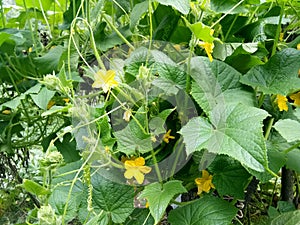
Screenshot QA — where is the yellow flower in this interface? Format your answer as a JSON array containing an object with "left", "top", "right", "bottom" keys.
[
  {"left": 2, "top": 109, "right": 11, "bottom": 115},
  {"left": 124, "top": 157, "right": 151, "bottom": 184},
  {"left": 47, "top": 100, "right": 55, "bottom": 109},
  {"left": 276, "top": 95, "right": 288, "bottom": 111},
  {"left": 290, "top": 92, "right": 300, "bottom": 106},
  {"left": 63, "top": 98, "right": 70, "bottom": 103},
  {"left": 92, "top": 69, "right": 118, "bottom": 93},
  {"left": 297, "top": 43, "right": 300, "bottom": 50},
  {"left": 145, "top": 201, "right": 149, "bottom": 208},
  {"left": 195, "top": 170, "right": 215, "bottom": 195},
  {"left": 198, "top": 41, "right": 214, "bottom": 62},
  {"left": 163, "top": 129, "right": 175, "bottom": 143}
]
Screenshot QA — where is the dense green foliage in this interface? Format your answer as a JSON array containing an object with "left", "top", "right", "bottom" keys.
[{"left": 0, "top": 0, "right": 300, "bottom": 224}]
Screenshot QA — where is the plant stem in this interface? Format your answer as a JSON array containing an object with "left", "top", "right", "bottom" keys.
[
  {"left": 264, "top": 118, "right": 274, "bottom": 140},
  {"left": 101, "top": 13, "right": 135, "bottom": 50},
  {"left": 271, "top": 2, "right": 284, "bottom": 56},
  {"left": 151, "top": 149, "right": 163, "bottom": 183},
  {"left": 210, "top": 0, "right": 245, "bottom": 28},
  {"left": 283, "top": 141, "right": 300, "bottom": 154},
  {"left": 224, "top": 14, "right": 238, "bottom": 41}
]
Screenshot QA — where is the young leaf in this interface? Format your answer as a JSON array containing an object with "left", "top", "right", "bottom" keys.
[
  {"left": 189, "top": 22, "right": 214, "bottom": 43},
  {"left": 179, "top": 103, "right": 269, "bottom": 173},
  {"left": 240, "top": 48, "right": 300, "bottom": 95},
  {"left": 140, "top": 180, "right": 187, "bottom": 224},
  {"left": 168, "top": 195, "right": 238, "bottom": 225},
  {"left": 21, "top": 179, "right": 50, "bottom": 196},
  {"left": 273, "top": 119, "right": 300, "bottom": 142}
]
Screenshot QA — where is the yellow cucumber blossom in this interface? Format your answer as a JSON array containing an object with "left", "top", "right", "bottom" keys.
[
  {"left": 163, "top": 129, "right": 175, "bottom": 143},
  {"left": 198, "top": 41, "right": 214, "bottom": 62},
  {"left": 195, "top": 170, "right": 215, "bottom": 195},
  {"left": 92, "top": 69, "right": 118, "bottom": 93},
  {"left": 276, "top": 95, "right": 288, "bottom": 111},
  {"left": 290, "top": 92, "right": 300, "bottom": 106},
  {"left": 124, "top": 157, "right": 151, "bottom": 184}
]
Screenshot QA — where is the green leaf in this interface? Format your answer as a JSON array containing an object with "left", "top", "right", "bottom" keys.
[
  {"left": 58, "top": 66, "right": 73, "bottom": 90},
  {"left": 180, "top": 103, "right": 269, "bottom": 173},
  {"left": 168, "top": 195, "right": 238, "bottom": 225},
  {"left": 270, "top": 210, "right": 300, "bottom": 225},
  {"left": 149, "top": 108, "right": 176, "bottom": 135},
  {"left": 97, "top": 25, "right": 132, "bottom": 52},
  {"left": 54, "top": 133, "right": 80, "bottom": 163},
  {"left": 24, "top": 83, "right": 42, "bottom": 94},
  {"left": 210, "top": 0, "right": 247, "bottom": 14},
  {"left": 286, "top": 149, "right": 300, "bottom": 173},
  {"left": 124, "top": 208, "right": 154, "bottom": 225},
  {"left": 30, "top": 87, "right": 56, "bottom": 110},
  {"left": 273, "top": 119, "right": 300, "bottom": 142},
  {"left": 114, "top": 106, "right": 152, "bottom": 155},
  {"left": 0, "top": 32, "right": 12, "bottom": 47},
  {"left": 91, "top": 174, "right": 134, "bottom": 224},
  {"left": 240, "top": 48, "right": 300, "bottom": 95},
  {"left": 41, "top": 105, "right": 70, "bottom": 117},
  {"left": 140, "top": 180, "right": 187, "bottom": 224},
  {"left": 49, "top": 182, "right": 84, "bottom": 223},
  {"left": 187, "top": 21, "right": 214, "bottom": 43},
  {"left": 16, "top": 0, "right": 54, "bottom": 11},
  {"left": 190, "top": 56, "right": 256, "bottom": 117},
  {"left": 130, "top": 1, "right": 149, "bottom": 30},
  {"left": 21, "top": 179, "right": 50, "bottom": 196},
  {"left": 34, "top": 45, "right": 65, "bottom": 74},
  {"left": 0, "top": 95, "right": 26, "bottom": 110},
  {"left": 209, "top": 156, "right": 251, "bottom": 199},
  {"left": 152, "top": 63, "right": 187, "bottom": 95},
  {"left": 156, "top": 0, "right": 190, "bottom": 15}
]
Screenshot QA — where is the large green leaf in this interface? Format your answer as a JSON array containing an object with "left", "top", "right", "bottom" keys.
[
  {"left": 209, "top": 156, "right": 251, "bottom": 199},
  {"left": 286, "top": 149, "right": 300, "bottom": 173},
  {"left": 91, "top": 174, "right": 134, "bottom": 224},
  {"left": 273, "top": 119, "right": 300, "bottom": 142},
  {"left": 156, "top": 0, "right": 190, "bottom": 15},
  {"left": 168, "top": 195, "right": 238, "bottom": 225},
  {"left": 270, "top": 210, "right": 300, "bottom": 225},
  {"left": 179, "top": 103, "right": 269, "bottom": 172},
  {"left": 240, "top": 48, "right": 300, "bottom": 95},
  {"left": 210, "top": 0, "right": 247, "bottom": 14},
  {"left": 34, "top": 45, "right": 65, "bottom": 74},
  {"left": 190, "top": 56, "right": 256, "bottom": 117},
  {"left": 49, "top": 182, "right": 85, "bottom": 223},
  {"left": 140, "top": 180, "right": 186, "bottom": 224}
]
